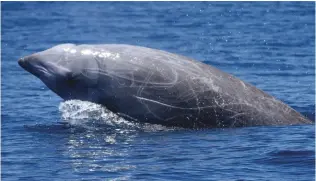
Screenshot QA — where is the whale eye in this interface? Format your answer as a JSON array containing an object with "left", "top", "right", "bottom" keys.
[
  {"left": 66, "top": 77, "right": 77, "bottom": 87},
  {"left": 65, "top": 73, "right": 78, "bottom": 88}
]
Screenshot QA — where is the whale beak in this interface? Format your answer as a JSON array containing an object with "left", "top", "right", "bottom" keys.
[
  {"left": 18, "top": 57, "right": 26, "bottom": 68},
  {"left": 18, "top": 55, "right": 48, "bottom": 78},
  {"left": 18, "top": 56, "right": 34, "bottom": 73},
  {"left": 18, "top": 57, "right": 34, "bottom": 74},
  {"left": 18, "top": 54, "right": 72, "bottom": 81}
]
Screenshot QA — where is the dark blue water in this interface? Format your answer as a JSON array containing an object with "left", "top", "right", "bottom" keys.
[{"left": 2, "top": 2, "right": 315, "bottom": 181}]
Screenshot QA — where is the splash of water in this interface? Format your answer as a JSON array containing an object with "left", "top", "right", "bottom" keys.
[
  {"left": 59, "top": 100, "right": 134, "bottom": 126},
  {"left": 58, "top": 100, "right": 176, "bottom": 132}
]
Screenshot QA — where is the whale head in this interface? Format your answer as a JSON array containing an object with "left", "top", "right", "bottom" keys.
[{"left": 18, "top": 44, "right": 100, "bottom": 101}]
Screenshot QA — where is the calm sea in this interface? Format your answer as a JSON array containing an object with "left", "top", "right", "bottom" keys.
[{"left": 2, "top": 2, "right": 315, "bottom": 181}]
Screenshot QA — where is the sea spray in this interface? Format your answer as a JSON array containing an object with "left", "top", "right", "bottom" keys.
[{"left": 58, "top": 100, "right": 175, "bottom": 132}]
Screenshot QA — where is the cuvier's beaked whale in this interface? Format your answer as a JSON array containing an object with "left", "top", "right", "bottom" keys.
[{"left": 18, "top": 44, "right": 312, "bottom": 128}]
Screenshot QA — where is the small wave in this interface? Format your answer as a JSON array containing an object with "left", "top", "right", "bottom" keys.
[
  {"left": 255, "top": 149, "right": 315, "bottom": 167},
  {"left": 24, "top": 122, "right": 77, "bottom": 134},
  {"left": 269, "top": 150, "right": 314, "bottom": 157},
  {"left": 58, "top": 100, "right": 178, "bottom": 132}
]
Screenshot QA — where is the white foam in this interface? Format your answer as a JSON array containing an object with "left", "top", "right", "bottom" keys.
[
  {"left": 59, "top": 100, "right": 133, "bottom": 126},
  {"left": 58, "top": 100, "right": 175, "bottom": 132}
]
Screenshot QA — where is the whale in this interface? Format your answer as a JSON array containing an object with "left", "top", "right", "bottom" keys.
[{"left": 18, "top": 44, "right": 312, "bottom": 128}]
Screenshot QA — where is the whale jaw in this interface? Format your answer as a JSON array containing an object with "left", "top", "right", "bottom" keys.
[{"left": 18, "top": 54, "right": 73, "bottom": 97}]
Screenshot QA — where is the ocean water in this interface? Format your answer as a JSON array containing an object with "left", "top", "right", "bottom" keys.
[{"left": 1, "top": 2, "right": 315, "bottom": 181}]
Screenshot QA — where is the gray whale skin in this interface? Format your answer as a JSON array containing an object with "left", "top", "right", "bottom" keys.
[{"left": 18, "top": 44, "right": 312, "bottom": 128}]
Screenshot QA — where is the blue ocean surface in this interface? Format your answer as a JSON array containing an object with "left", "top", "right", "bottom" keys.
[{"left": 1, "top": 2, "right": 315, "bottom": 181}]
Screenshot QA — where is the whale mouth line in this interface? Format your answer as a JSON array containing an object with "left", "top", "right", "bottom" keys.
[
  {"left": 18, "top": 57, "right": 63, "bottom": 80},
  {"left": 35, "top": 66, "right": 52, "bottom": 78},
  {"left": 23, "top": 62, "right": 51, "bottom": 79}
]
